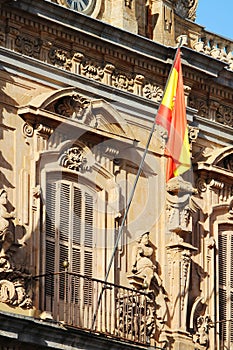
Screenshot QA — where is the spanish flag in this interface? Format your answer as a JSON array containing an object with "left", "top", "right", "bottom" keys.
[{"left": 156, "top": 48, "right": 191, "bottom": 182}]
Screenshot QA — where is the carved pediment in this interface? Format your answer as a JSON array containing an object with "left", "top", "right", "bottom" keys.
[
  {"left": 18, "top": 87, "right": 135, "bottom": 141},
  {"left": 197, "top": 147, "right": 233, "bottom": 173}
]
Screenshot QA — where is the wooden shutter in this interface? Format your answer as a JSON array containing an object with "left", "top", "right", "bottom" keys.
[{"left": 45, "top": 176, "right": 95, "bottom": 305}]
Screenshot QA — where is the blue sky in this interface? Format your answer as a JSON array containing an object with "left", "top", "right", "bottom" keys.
[{"left": 196, "top": 0, "right": 233, "bottom": 40}]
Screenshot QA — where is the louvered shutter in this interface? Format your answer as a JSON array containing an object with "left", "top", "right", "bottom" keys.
[
  {"left": 219, "top": 233, "right": 228, "bottom": 343},
  {"left": 45, "top": 182, "right": 56, "bottom": 297},
  {"left": 219, "top": 230, "right": 233, "bottom": 346},
  {"left": 45, "top": 177, "right": 95, "bottom": 306}
]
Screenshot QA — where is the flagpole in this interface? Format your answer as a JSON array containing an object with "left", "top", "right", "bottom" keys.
[{"left": 91, "top": 40, "right": 184, "bottom": 330}]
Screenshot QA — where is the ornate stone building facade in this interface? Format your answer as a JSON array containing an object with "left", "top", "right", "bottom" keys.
[{"left": 0, "top": 0, "right": 232, "bottom": 349}]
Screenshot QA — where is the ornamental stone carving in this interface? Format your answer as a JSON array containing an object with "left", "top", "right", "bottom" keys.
[
  {"left": 143, "top": 83, "right": 163, "bottom": 102},
  {"left": 81, "top": 61, "right": 104, "bottom": 81},
  {"left": 112, "top": 73, "right": 134, "bottom": 92},
  {"left": 216, "top": 105, "right": 233, "bottom": 127},
  {"left": 193, "top": 315, "right": 211, "bottom": 347},
  {"left": 15, "top": 35, "right": 42, "bottom": 58},
  {"left": 48, "top": 48, "right": 73, "bottom": 70},
  {"left": 189, "top": 97, "right": 208, "bottom": 119},
  {"left": 46, "top": 93, "right": 97, "bottom": 126},
  {"left": 60, "top": 146, "right": 90, "bottom": 172}
]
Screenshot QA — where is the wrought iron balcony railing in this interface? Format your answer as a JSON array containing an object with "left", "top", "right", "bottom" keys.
[{"left": 33, "top": 271, "right": 157, "bottom": 346}]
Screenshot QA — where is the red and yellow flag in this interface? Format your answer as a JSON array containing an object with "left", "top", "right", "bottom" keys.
[{"left": 156, "top": 48, "right": 191, "bottom": 182}]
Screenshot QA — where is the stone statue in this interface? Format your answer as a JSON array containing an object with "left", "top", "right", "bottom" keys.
[
  {"left": 173, "top": 0, "right": 198, "bottom": 21},
  {"left": 0, "top": 189, "right": 15, "bottom": 258},
  {"left": 129, "top": 231, "right": 161, "bottom": 290}
]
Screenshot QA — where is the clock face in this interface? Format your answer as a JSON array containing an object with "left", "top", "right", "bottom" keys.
[{"left": 65, "top": 0, "right": 93, "bottom": 12}]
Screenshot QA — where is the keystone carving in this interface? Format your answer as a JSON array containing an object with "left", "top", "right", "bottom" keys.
[{"left": 60, "top": 146, "right": 90, "bottom": 173}]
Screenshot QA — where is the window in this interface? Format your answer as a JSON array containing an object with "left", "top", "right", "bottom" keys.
[
  {"left": 45, "top": 175, "right": 95, "bottom": 307},
  {"left": 219, "top": 228, "right": 233, "bottom": 348}
]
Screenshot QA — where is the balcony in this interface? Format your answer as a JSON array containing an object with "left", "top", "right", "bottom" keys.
[{"left": 34, "top": 271, "right": 158, "bottom": 347}]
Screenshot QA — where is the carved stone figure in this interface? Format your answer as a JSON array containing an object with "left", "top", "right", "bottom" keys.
[
  {"left": 0, "top": 189, "right": 15, "bottom": 259},
  {"left": 129, "top": 232, "right": 161, "bottom": 291},
  {"left": 0, "top": 189, "right": 33, "bottom": 309},
  {"left": 166, "top": 176, "right": 198, "bottom": 239},
  {"left": 173, "top": 0, "right": 198, "bottom": 21}
]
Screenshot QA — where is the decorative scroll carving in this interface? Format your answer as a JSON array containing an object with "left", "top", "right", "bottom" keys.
[
  {"left": 60, "top": 146, "right": 90, "bottom": 172},
  {"left": 48, "top": 48, "right": 73, "bottom": 70},
  {"left": 36, "top": 123, "right": 54, "bottom": 137},
  {"left": 15, "top": 35, "right": 42, "bottom": 58},
  {"left": 173, "top": 0, "right": 198, "bottom": 21},
  {"left": 195, "top": 176, "right": 207, "bottom": 193},
  {"left": 23, "top": 123, "right": 34, "bottom": 138}
]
